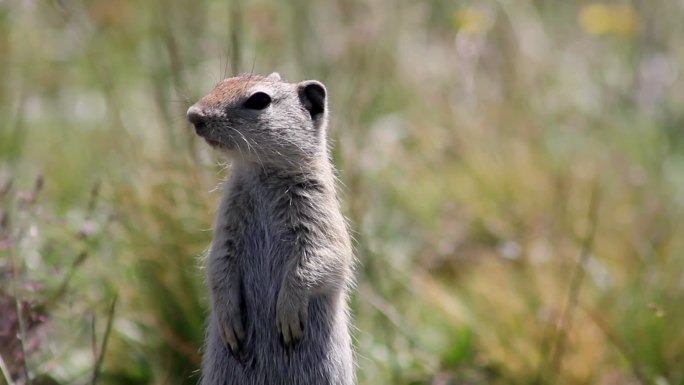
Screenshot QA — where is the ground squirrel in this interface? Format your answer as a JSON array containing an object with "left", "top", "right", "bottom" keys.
[{"left": 186, "top": 72, "right": 355, "bottom": 385}]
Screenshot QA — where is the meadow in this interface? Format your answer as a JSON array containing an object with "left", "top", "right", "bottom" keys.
[{"left": 1, "top": 1, "right": 684, "bottom": 384}]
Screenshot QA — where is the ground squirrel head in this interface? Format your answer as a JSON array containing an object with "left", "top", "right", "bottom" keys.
[{"left": 187, "top": 73, "right": 329, "bottom": 167}]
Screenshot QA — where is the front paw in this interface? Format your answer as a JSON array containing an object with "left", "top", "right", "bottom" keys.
[
  {"left": 215, "top": 297, "right": 246, "bottom": 359},
  {"left": 276, "top": 288, "right": 309, "bottom": 346}
]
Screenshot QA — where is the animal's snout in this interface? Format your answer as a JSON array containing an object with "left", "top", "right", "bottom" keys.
[{"left": 186, "top": 106, "right": 207, "bottom": 133}]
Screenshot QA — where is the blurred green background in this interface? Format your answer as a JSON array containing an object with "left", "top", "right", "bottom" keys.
[{"left": 1, "top": 0, "right": 684, "bottom": 384}]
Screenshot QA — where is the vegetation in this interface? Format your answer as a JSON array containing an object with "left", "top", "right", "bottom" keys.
[{"left": 1, "top": 1, "right": 683, "bottom": 384}]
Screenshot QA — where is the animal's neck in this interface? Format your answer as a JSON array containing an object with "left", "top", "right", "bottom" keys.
[
  {"left": 219, "top": 158, "right": 337, "bottom": 229},
  {"left": 230, "top": 157, "right": 334, "bottom": 185}
]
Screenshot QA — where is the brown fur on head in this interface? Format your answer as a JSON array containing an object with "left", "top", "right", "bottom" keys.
[{"left": 187, "top": 73, "right": 328, "bottom": 168}]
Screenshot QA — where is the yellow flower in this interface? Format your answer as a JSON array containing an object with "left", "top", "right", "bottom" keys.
[
  {"left": 454, "top": 8, "right": 487, "bottom": 34},
  {"left": 579, "top": 3, "right": 638, "bottom": 37}
]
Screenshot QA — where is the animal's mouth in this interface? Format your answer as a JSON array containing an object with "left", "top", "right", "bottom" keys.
[
  {"left": 191, "top": 122, "right": 233, "bottom": 150},
  {"left": 203, "top": 137, "right": 226, "bottom": 148},
  {"left": 191, "top": 125, "right": 222, "bottom": 147}
]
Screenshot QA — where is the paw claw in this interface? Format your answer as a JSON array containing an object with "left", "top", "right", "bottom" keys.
[
  {"left": 215, "top": 294, "right": 247, "bottom": 361},
  {"left": 275, "top": 289, "right": 308, "bottom": 347}
]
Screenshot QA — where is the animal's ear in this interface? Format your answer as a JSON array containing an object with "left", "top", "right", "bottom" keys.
[
  {"left": 267, "top": 72, "right": 281, "bottom": 81},
  {"left": 297, "top": 80, "right": 327, "bottom": 121}
]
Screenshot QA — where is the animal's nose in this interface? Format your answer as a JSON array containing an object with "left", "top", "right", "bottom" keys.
[{"left": 186, "top": 106, "right": 206, "bottom": 130}]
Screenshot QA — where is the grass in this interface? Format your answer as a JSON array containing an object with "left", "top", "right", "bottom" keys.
[{"left": 1, "top": 0, "right": 684, "bottom": 384}]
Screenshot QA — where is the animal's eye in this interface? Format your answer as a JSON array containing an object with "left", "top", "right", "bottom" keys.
[{"left": 243, "top": 92, "right": 272, "bottom": 110}]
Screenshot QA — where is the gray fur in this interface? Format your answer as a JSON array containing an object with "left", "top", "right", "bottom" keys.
[{"left": 187, "top": 74, "right": 355, "bottom": 385}]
